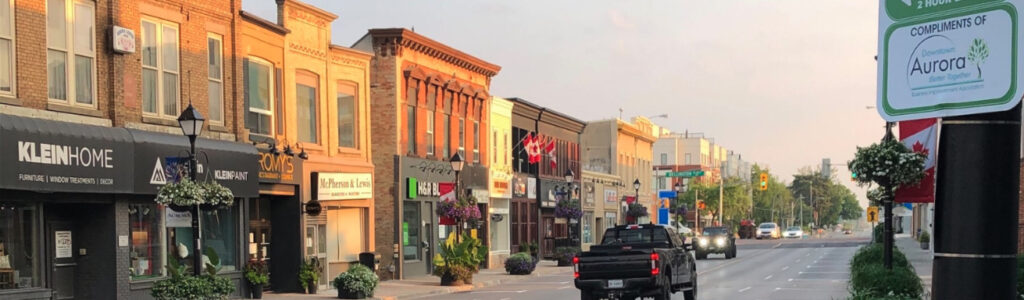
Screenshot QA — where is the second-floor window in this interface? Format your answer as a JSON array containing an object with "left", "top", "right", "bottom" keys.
[
  {"left": 141, "top": 18, "right": 179, "bottom": 117},
  {"left": 207, "top": 34, "right": 223, "bottom": 124},
  {"left": 244, "top": 58, "right": 273, "bottom": 137},
  {"left": 337, "top": 83, "right": 357, "bottom": 149},
  {"left": 458, "top": 118, "right": 465, "bottom": 156},
  {"left": 47, "top": 0, "right": 95, "bottom": 106},
  {"left": 0, "top": 0, "right": 13, "bottom": 96},
  {"left": 296, "top": 71, "right": 318, "bottom": 144},
  {"left": 660, "top": 153, "right": 667, "bottom": 165},
  {"left": 426, "top": 113, "right": 435, "bottom": 155},
  {"left": 473, "top": 120, "right": 479, "bottom": 164},
  {"left": 685, "top": 153, "right": 692, "bottom": 164}
]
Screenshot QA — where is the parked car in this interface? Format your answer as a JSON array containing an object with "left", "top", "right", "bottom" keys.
[
  {"left": 574, "top": 224, "right": 697, "bottom": 300},
  {"left": 695, "top": 226, "right": 736, "bottom": 259},
  {"left": 783, "top": 226, "right": 803, "bottom": 239},
  {"left": 756, "top": 222, "right": 781, "bottom": 239}
]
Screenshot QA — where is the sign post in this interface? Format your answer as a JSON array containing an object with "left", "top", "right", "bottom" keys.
[{"left": 879, "top": 1, "right": 1024, "bottom": 298}]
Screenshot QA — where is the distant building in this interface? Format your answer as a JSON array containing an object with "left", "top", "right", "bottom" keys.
[{"left": 582, "top": 118, "right": 657, "bottom": 223}]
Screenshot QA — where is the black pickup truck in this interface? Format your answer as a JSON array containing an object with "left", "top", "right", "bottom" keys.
[{"left": 573, "top": 224, "right": 697, "bottom": 300}]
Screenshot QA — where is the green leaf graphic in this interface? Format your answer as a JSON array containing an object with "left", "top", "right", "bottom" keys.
[{"left": 968, "top": 38, "right": 989, "bottom": 78}]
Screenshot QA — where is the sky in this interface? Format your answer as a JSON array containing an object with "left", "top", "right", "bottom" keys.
[{"left": 242, "top": 0, "right": 885, "bottom": 207}]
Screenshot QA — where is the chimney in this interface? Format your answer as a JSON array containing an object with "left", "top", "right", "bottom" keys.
[{"left": 276, "top": 0, "right": 286, "bottom": 26}]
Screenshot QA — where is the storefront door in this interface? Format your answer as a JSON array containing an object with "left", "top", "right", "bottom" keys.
[
  {"left": 401, "top": 201, "right": 434, "bottom": 277},
  {"left": 305, "top": 220, "right": 328, "bottom": 289},
  {"left": 48, "top": 222, "right": 75, "bottom": 300}
]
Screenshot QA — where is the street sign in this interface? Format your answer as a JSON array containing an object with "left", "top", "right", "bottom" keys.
[
  {"left": 658, "top": 190, "right": 677, "bottom": 199},
  {"left": 878, "top": 1, "right": 1024, "bottom": 121},
  {"left": 867, "top": 206, "right": 879, "bottom": 223},
  {"left": 658, "top": 208, "right": 670, "bottom": 225},
  {"left": 666, "top": 170, "right": 705, "bottom": 178}
]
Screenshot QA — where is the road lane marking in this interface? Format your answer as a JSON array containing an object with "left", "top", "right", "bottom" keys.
[
  {"left": 738, "top": 286, "right": 752, "bottom": 293},
  {"left": 781, "top": 266, "right": 789, "bottom": 271},
  {"left": 764, "top": 274, "right": 773, "bottom": 280},
  {"left": 799, "top": 271, "right": 848, "bottom": 274}
]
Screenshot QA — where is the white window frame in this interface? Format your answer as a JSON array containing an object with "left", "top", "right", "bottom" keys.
[
  {"left": 46, "top": 0, "right": 96, "bottom": 107},
  {"left": 207, "top": 33, "right": 224, "bottom": 124},
  {"left": 426, "top": 113, "right": 435, "bottom": 156},
  {"left": 246, "top": 57, "right": 275, "bottom": 137},
  {"left": 0, "top": 0, "right": 14, "bottom": 97},
  {"left": 141, "top": 17, "right": 180, "bottom": 118}
]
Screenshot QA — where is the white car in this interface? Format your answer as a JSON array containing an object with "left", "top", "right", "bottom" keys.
[
  {"left": 783, "top": 226, "right": 803, "bottom": 239},
  {"left": 756, "top": 222, "right": 780, "bottom": 239}
]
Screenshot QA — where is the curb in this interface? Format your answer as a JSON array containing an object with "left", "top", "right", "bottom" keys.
[{"left": 374, "top": 266, "right": 570, "bottom": 300}]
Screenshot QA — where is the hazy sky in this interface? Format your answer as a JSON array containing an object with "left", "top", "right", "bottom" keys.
[{"left": 243, "top": 0, "right": 885, "bottom": 206}]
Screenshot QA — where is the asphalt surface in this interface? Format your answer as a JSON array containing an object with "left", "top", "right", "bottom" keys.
[{"left": 416, "top": 234, "right": 869, "bottom": 300}]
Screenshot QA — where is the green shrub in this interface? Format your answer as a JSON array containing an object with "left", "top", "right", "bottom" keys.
[
  {"left": 850, "top": 243, "right": 909, "bottom": 272},
  {"left": 151, "top": 275, "right": 234, "bottom": 300},
  {"left": 849, "top": 263, "right": 922, "bottom": 299},
  {"left": 333, "top": 264, "right": 379, "bottom": 297},
  {"left": 873, "top": 225, "right": 884, "bottom": 243},
  {"left": 244, "top": 260, "right": 269, "bottom": 286},
  {"left": 918, "top": 231, "right": 930, "bottom": 243},
  {"left": 298, "top": 257, "right": 321, "bottom": 292},
  {"left": 504, "top": 252, "right": 538, "bottom": 275},
  {"left": 433, "top": 234, "right": 488, "bottom": 283},
  {"left": 553, "top": 246, "right": 581, "bottom": 263}
]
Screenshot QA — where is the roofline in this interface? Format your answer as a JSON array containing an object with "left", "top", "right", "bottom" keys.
[
  {"left": 366, "top": 28, "right": 501, "bottom": 77},
  {"left": 240, "top": 11, "right": 290, "bottom": 35},
  {"left": 506, "top": 97, "right": 587, "bottom": 127}
]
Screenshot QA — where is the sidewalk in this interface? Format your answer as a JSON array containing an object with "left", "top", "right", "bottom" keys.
[
  {"left": 894, "top": 233, "right": 933, "bottom": 299},
  {"left": 261, "top": 260, "right": 570, "bottom": 300}
]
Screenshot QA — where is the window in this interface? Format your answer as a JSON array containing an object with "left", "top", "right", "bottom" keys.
[
  {"left": 296, "top": 71, "right": 318, "bottom": 143},
  {"left": 443, "top": 112, "right": 451, "bottom": 158},
  {"left": 473, "top": 121, "right": 480, "bottom": 164},
  {"left": 47, "top": 0, "right": 95, "bottom": 106},
  {"left": 426, "top": 113, "right": 435, "bottom": 155},
  {"left": 141, "top": 18, "right": 179, "bottom": 116},
  {"left": 402, "top": 202, "right": 421, "bottom": 261},
  {"left": 168, "top": 204, "right": 239, "bottom": 273},
  {"left": 0, "top": 203, "right": 39, "bottom": 288},
  {"left": 660, "top": 153, "right": 667, "bottom": 165},
  {"left": 685, "top": 153, "right": 692, "bottom": 164},
  {"left": 582, "top": 212, "right": 594, "bottom": 244},
  {"left": 0, "top": 0, "right": 13, "bottom": 95},
  {"left": 244, "top": 58, "right": 274, "bottom": 137},
  {"left": 328, "top": 208, "right": 366, "bottom": 263},
  {"left": 504, "top": 133, "right": 509, "bottom": 165},
  {"left": 337, "top": 83, "right": 357, "bottom": 149},
  {"left": 406, "top": 80, "right": 418, "bottom": 154},
  {"left": 130, "top": 204, "right": 163, "bottom": 279},
  {"left": 207, "top": 34, "right": 223, "bottom": 124},
  {"left": 458, "top": 118, "right": 465, "bottom": 156}
]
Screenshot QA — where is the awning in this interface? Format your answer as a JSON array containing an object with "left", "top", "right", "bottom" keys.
[
  {"left": 0, "top": 114, "right": 134, "bottom": 193},
  {"left": 129, "top": 129, "right": 259, "bottom": 198}
]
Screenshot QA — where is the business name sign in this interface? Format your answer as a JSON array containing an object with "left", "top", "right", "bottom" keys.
[
  {"left": 878, "top": 0, "right": 1024, "bottom": 121},
  {"left": 112, "top": 26, "right": 136, "bottom": 54},
  {"left": 257, "top": 149, "right": 300, "bottom": 184},
  {"left": 313, "top": 172, "right": 373, "bottom": 201}
]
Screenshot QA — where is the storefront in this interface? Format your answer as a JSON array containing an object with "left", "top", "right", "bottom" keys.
[
  {"left": 253, "top": 147, "right": 303, "bottom": 293},
  {"left": 309, "top": 171, "right": 373, "bottom": 287},
  {"left": 487, "top": 165, "right": 512, "bottom": 268},
  {"left": 509, "top": 174, "right": 537, "bottom": 254},
  {"left": 0, "top": 115, "right": 259, "bottom": 300}
]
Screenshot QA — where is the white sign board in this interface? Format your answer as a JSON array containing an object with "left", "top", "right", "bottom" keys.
[
  {"left": 878, "top": 1, "right": 1024, "bottom": 121},
  {"left": 314, "top": 173, "right": 373, "bottom": 201},
  {"left": 112, "top": 26, "right": 136, "bottom": 54},
  {"left": 55, "top": 231, "right": 72, "bottom": 258},
  {"left": 166, "top": 209, "right": 192, "bottom": 228}
]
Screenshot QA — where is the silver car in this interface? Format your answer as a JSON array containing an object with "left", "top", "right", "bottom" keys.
[{"left": 756, "top": 222, "right": 780, "bottom": 239}]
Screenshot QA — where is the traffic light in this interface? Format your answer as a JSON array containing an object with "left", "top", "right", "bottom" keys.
[
  {"left": 759, "top": 173, "right": 768, "bottom": 191},
  {"left": 851, "top": 172, "right": 858, "bottom": 180}
]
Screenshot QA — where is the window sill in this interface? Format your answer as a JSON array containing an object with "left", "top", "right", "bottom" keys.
[
  {"left": 300, "top": 142, "right": 324, "bottom": 152},
  {"left": 209, "top": 124, "right": 229, "bottom": 133},
  {"left": 48, "top": 102, "right": 103, "bottom": 118},
  {"left": 0, "top": 95, "right": 20, "bottom": 106},
  {"left": 338, "top": 147, "right": 362, "bottom": 155},
  {"left": 142, "top": 115, "right": 178, "bottom": 127}
]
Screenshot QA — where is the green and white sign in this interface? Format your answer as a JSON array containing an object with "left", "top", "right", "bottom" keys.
[{"left": 878, "top": 0, "right": 1024, "bottom": 121}]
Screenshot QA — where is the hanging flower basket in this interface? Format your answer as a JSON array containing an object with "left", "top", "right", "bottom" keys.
[
  {"left": 554, "top": 198, "right": 583, "bottom": 220},
  {"left": 848, "top": 140, "right": 927, "bottom": 190},
  {"left": 155, "top": 179, "right": 204, "bottom": 208},
  {"left": 436, "top": 193, "right": 482, "bottom": 225},
  {"left": 439, "top": 216, "right": 456, "bottom": 226},
  {"left": 626, "top": 203, "right": 649, "bottom": 218},
  {"left": 202, "top": 181, "right": 235, "bottom": 209}
]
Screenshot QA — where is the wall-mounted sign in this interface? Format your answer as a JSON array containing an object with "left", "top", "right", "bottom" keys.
[
  {"left": 55, "top": 231, "right": 72, "bottom": 258},
  {"left": 407, "top": 177, "right": 448, "bottom": 199},
  {"left": 527, "top": 178, "right": 537, "bottom": 200},
  {"left": 512, "top": 176, "right": 528, "bottom": 198},
  {"left": 604, "top": 189, "right": 618, "bottom": 205},
  {"left": 258, "top": 149, "right": 300, "bottom": 184},
  {"left": 305, "top": 200, "right": 323, "bottom": 216},
  {"left": 131, "top": 129, "right": 257, "bottom": 197},
  {"left": 312, "top": 172, "right": 373, "bottom": 201},
  {"left": 112, "top": 26, "right": 136, "bottom": 54},
  {"left": 165, "top": 209, "right": 192, "bottom": 228}
]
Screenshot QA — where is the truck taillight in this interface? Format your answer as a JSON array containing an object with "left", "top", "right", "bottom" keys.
[
  {"left": 573, "top": 256, "right": 580, "bottom": 278},
  {"left": 650, "top": 253, "right": 660, "bottom": 276}
]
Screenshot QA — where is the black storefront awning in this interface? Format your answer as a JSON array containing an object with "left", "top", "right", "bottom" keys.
[
  {"left": 0, "top": 114, "right": 134, "bottom": 193},
  {"left": 129, "top": 129, "right": 259, "bottom": 198}
]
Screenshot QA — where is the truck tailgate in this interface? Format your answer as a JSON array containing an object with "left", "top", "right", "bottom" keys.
[{"left": 577, "top": 253, "right": 652, "bottom": 280}]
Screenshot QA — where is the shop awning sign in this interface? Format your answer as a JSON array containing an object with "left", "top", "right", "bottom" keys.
[
  {"left": 878, "top": 1, "right": 1024, "bottom": 121},
  {"left": 312, "top": 172, "right": 373, "bottom": 201}
]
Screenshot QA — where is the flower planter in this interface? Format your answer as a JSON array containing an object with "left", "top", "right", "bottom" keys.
[
  {"left": 920, "top": 241, "right": 929, "bottom": 250},
  {"left": 168, "top": 204, "right": 192, "bottom": 212},
  {"left": 338, "top": 289, "right": 366, "bottom": 299},
  {"left": 439, "top": 272, "right": 467, "bottom": 286},
  {"left": 249, "top": 283, "right": 264, "bottom": 299},
  {"left": 557, "top": 259, "right": 572, "bottom": 267}
]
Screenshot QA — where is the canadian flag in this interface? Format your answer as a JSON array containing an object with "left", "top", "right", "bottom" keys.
[
  {"left": 523, "top": 133, "right": 542, "bottom": 164},
  {"left": 546, "top": 139, "right": 556, "bottom": 169},
  {"left": 895, "top": 118, "right": 937, "bottom": 203}
]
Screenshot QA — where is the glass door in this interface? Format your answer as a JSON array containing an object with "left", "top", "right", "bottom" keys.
[{"left": 305, "top": 221, "right": 327, "bottom": 289}]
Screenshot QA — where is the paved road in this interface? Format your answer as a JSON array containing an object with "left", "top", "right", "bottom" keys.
[{"left": 417, "top": 235, "right": 868, "bottom": 300}]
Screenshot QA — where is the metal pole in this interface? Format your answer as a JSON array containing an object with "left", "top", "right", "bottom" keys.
[
  {"left": 695, "top": 189, "right": 700, "bottom": 235},
  {"left": 933, "top": 105, "right": 1020, "bottom": 299},
  {"left": 718, "top": 174, "right": 723, "bottom": 226},
  {"left": 634, "top": 188, "right": 639, "bottom": 224},
  {"left": 189, "top": 136, "right": 202, "bottom": 276}
]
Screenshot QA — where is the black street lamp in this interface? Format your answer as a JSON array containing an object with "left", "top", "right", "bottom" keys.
[
  {"left": 632, "top": 179, "right": 641, "bottom": 224},
  {"left": 450, "top": 153, "right": 464, "bottom": 190},
  {"left": 177, "top": 104, "right": 204, "bottom": 276}
]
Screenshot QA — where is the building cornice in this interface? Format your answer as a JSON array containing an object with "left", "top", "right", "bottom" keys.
[
  {"left": 240, "top": 11, "right": 290, "bottom": 35},
  {"left": 617, "top": 120, "right": 657, "bottom": 143},
  {"left": 367, "top": 28, "right": 501, "bottom": 77}
]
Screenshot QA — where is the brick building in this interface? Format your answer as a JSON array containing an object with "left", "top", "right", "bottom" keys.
[
  {"left": 0, "top": 0, "right": 259, "bottom": 299},
  {"left": 353, "top": 28, "right": 500, "bottom": 279},
  {"left": 241, "top": 0, "right": 374, "bottom": 293}
]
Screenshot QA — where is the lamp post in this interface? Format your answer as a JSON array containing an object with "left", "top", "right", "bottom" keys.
[
  {"left": 674, "top": 182, "right": 683, "bottom": 227},
  {"left": 632, "top": 179, "right": 640, "bottom": 224},
  {"left": 177, "top": 104, "right": 205, "bottom": 276},
  {"left": 564, "top": 169, "right": 577, "bottom": 246},
  {"left": 449, "top": 153, "right": 464, "bottom": 240}
]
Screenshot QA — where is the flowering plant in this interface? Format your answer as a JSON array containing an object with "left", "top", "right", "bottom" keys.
[
  {"left": 155, "top": 179, "right": 204, "bottom": 207},
  {"left": 202, "top": 181, "right": 235, "bottom": 207},
  {"left": 848, "top": 140, "right": 926, "bottom": 189},
  {"left": 436, "top": 193, "right": 482, "bottom": 223},
  {"left": 626, "top": 203, "right": 649, "bottom": 218},
  {"left": 554, "top": 198, "right": 583, "bottom": 219}
]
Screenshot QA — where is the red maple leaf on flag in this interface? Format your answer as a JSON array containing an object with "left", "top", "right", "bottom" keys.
[{"left": 912, "top": 141, "right": 929, "bottom": 157}]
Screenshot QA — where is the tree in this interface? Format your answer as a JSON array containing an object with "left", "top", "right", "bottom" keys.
[
  {"left": 839, "top": 196, "right": 863, "bottom": 220},
  {"left": 750, "top": 164, "right": 795, "bottom": 227}
]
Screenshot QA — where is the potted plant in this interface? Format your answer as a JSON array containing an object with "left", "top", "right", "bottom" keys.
[
  {"left": 433, "top": 234, "right": 487, "bottom": 286},
  {"left": 919, "top": 231, "right": 930, "bottom": 250},
  {"left": 554, "top": 198, "right": 583, "bottom": 220},
  {"left": 332, "top": 264, "right": 378, "bottom": 299},
  {"left": 528, "top": 242, "right": 539, "bottom": 258},
  {"left": 299, "top": 257, "right": 321, "bottom": 294},
  {"left": 154, "top": 179, "right": 204, "bottom": 212},
  {"left": 504, "top": 252, "right": 538, "bottom": 275},
  {"left": 553, "top": 246, "right": 581, "bottom": 266},
  {"left": 244, "top": 260, "right": 269, "bottom": 299}
]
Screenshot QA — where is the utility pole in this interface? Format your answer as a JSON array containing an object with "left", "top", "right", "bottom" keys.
[
  {"left": 695, "top": 188, "right": 700, "bottom": 234},
  {"left": 718, "top": 172, "right": 724, "bottom": 226},
  {"left": 798, "top": 195, "right": 804, "bottom": 228}
]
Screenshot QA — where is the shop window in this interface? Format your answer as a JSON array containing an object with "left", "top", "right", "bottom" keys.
[
  {"left": 244, "top": 58, "right": 274, "bottom": 137},
  {"left": 327, "top": 208, "right": 365, "bottom": 263},
  {"left": 140, "top": 17, "right": 179, "bottom": 117},
  {"left": 0, "top": 203, "right": 38, "bottom": 289},
  {"left": 0, "top": 0, "right": 13, "bottom": 96},
  {"left": 47, "top": 0, "right": 95, "bottom": 107},
  {"left": 207, "top": 34, "right": 224, "bottom": 124},
  {"left": 296, "top": 71, "right": 319, "bottom": 144},
  {"left": 583, "top": 212, "right": 594, "bottom": 244},
  {"left": 166, "top": 202, "right": 239, "bottom": 273},
  {"left": 129, "top": 203, "right": 163, "bottom": 279},
  {"left": 402, "top": 202, "right": 420, "bottom": 261},
  {"left": 337, "top": 83, "right": 357, "bottom": 149}
]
